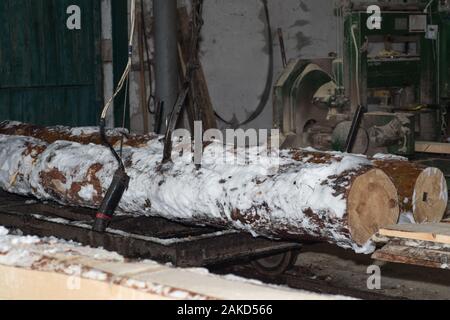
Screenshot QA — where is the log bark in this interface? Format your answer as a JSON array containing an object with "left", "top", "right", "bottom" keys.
[
  {"left": 0, "top": 121, "right": 157, "bottom": 148},
  {"left": 1, "top": 121, "right": 447, "bottom": 224},
  {"left": 0, "top": 132, "right": 401, "bottom": 253}
]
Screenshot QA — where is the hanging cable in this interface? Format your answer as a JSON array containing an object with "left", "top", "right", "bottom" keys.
[
  {"left": 98, "top": 0, "right": 136, "bottom": 170},
  {"left": 93, "top": 0, "right": 136, "bottom": 232},
  {"left": 119, "top": 76, "right": 130, "bottom": 158},
  {"left": 101, "top": 0, "right": 136, "bottom": 121},
  {"left": 424, "top": 0, "right": 436, "bottom": 14},
  {"left": 351, "top": 24, "right": 361, "bottom": 107},
  {"left": 215, "top": 0, "right": 274, "bottom": 128}
]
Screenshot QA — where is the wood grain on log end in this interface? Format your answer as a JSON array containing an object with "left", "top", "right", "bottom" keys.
[
  {"left": 372, "top": 160, "right": 423, "bottom": 214},
  {"left": 413, "top": 168, "right": 448, "bottom": 223},
  {"left": 348, "top": 169, "right": 399, "bottom": 245}
]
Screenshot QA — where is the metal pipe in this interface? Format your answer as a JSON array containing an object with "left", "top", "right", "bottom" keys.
[{"left": 154, "top": 0, "right": 178, "bottom": 133}]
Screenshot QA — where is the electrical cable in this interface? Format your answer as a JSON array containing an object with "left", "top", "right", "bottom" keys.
[
  {"left": 424, "top": 0, "right": 436, "bottom": 14},
  {"left": 93, "top": 0, "right": 136, "bottom": 232},
  {"left": 101, "top": 0, "right": 136, "bottom": 121},
  {"left": 351, "top": 24, "right": 361, "bottom": 107},
  {"left": 119, "top": 76, "right": 130, "bottom": 158},
  {"left": 99, "top": 0, "right": 136, "bottom": 169}
]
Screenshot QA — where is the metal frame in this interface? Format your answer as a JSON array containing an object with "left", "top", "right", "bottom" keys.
[{"left": 0, "top": 191, "right": 301, "bottom": 268}]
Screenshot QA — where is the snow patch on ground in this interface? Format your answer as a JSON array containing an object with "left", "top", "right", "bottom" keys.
[
  {"left": 352, "top": 240, "right": 376, "bottom": 255},
  {"left": 398, "top": 212, "right": 416, "bottom": 224}
]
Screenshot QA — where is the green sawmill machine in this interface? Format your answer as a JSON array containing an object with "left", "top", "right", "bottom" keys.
[{"left": 274, "top": 0, "right": 450, "bottom": 156}]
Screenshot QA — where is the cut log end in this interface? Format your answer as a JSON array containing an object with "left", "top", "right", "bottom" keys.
[
  {"left": 348, "top": 169, "right": 400, "bottom": 245},
  {"left": 413, "top": 168, "right": 448, "bottom": 223}
]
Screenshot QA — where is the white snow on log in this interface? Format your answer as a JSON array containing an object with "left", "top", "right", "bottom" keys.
[
  {"left": 78, "top": 184, "right": 96, "bottom": 201},
  {"left": 0, "top": 226, "right": 8, "bottom": 236},
  {"left": 373, "top": 153, "right": 408, "bottom": 161},
  {"left": 68, "top": 126, "right": 127, "bottom": 137},
  {"left": 29, "top": 140, "right": 117, "bottom": 207},
  {"left": 0, "top": 120, "right": 127, "bottom": 138},
  {"left": 0, "top": 120, "right": 22, "bottom": 128},
  {"left": 0, "top": 135, "right": 47, "bottom": 195},
  {"left": 0, "top": 134, "right": 377, "bottom": 252}
]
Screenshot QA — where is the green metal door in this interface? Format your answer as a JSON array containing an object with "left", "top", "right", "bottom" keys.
[{"left": 0, "top": 0, "right": 102, "bottom": 126}]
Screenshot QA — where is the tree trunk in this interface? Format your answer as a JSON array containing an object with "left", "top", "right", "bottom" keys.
[
  {"left": 0, "top": 132, "right": 401, "bottom": 253},
  {"left": 1, "top": 121, "right": 446, "bottom": 224},
  {"left": 373, "top": 159, "right": 448, "bottom": 223}
]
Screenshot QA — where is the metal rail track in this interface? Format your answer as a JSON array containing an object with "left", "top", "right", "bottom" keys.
[
  {"left": 213, "top": 265, "right": 406, "bottom": 300},
  {"left": 0, "top": 191, "right": 300, "bottom": 268}
]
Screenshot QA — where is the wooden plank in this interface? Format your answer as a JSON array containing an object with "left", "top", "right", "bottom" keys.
[
  {"left": 0, "top": 265, "right": 167, "bottom": 300},
  {"left": 0, "top": 260, "right": 344, "bottom": 300},
  {"left": 372, "top": 243, "right": 450, "bottom": 270},
  {"left": 0, "top": 231, "right": 341, "bottom": 300},
  {"left": 379, "top": 223, "right": 450, "bottom": 245},
  {"left": 415, "top": 141, "right": 450, "bottom": 155}
]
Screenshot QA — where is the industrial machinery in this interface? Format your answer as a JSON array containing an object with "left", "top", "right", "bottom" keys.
[{"left": 274, "top": 0, "right": 450, "bottom": 156}]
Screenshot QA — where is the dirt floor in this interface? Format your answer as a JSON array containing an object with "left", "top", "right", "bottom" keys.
[{"left": 292, "top": 243, "right": 450, "bottom": 300}]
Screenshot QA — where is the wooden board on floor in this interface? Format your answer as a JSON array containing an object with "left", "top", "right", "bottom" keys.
[
  {"left": 415, "top": 141, "right": 450, "bottom": 155},
  {"left": 0, "top": 249, "right": 346, "bottom": 300},
  {"left": 372, "top": 242, "right": 450, "bottom": 270},
  {"left": 378, "top": 223, "right": 450, "bottom": 245}
]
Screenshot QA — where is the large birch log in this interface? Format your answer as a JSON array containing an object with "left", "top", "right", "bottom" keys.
[
  {"left": 1, "top": 121, "right": 447, "bottom": 224},
  {"left": 0, "top": 133, "right": 400, "bottom": 253}
]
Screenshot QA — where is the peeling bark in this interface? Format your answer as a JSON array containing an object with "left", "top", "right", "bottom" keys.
[{"left": 0, "top": 121, "right": 158, "bottom": 148}]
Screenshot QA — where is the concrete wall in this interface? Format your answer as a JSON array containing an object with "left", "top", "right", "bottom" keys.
[
  {"left": 201, "top": 0, "right": 337, "bottom": 130},
  {"left": 120, "top": 0, "right": 338, "bottom": 133}
]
